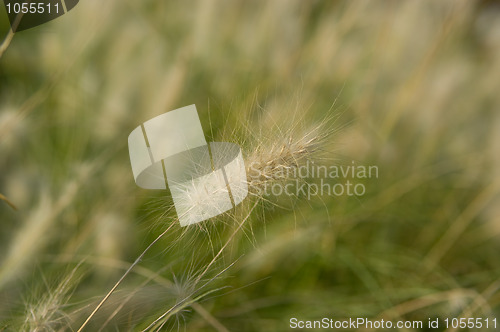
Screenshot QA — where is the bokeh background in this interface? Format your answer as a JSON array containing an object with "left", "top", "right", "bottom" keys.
[{"left": 1, "top": 0, "right": 500, "bottom": 331}]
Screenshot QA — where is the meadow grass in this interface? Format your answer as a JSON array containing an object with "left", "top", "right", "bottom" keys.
[{"left": 1, "top": 0, "right": 500, "bottom": 331}]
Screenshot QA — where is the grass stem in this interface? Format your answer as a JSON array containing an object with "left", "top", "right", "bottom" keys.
[{"left": 76, "top": 221, "right": 176, "bottom": 332}]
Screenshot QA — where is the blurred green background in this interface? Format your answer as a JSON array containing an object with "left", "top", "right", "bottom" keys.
[{"left": 1, "top": 0, "right": 500, "bottom": 331}]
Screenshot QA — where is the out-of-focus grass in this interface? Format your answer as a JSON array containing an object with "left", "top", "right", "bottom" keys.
[{"left": 1, "top": 0, "right": 500, "bottom": 331}]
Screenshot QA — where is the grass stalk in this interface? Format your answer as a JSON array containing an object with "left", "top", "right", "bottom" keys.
[{"left": 76, "top": 221, "right": 177, "bottom": 332}]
